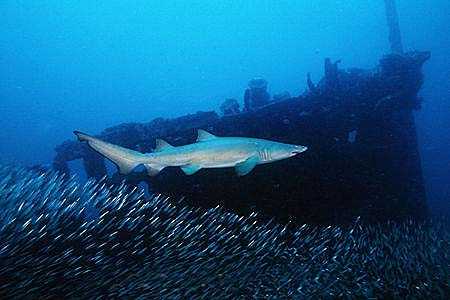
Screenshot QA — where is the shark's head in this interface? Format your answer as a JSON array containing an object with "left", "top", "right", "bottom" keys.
[{"left": 259, "top": 141, "right": 308, "bottom": 162}]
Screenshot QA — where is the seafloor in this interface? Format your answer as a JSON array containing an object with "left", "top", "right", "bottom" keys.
[{"left": 0, "top": 165, "right": 448, "bottom": 299}]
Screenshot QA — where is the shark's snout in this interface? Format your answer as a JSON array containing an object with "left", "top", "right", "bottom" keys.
[{"left": 292, "top": 145, "right": 308, "bottom": 154}]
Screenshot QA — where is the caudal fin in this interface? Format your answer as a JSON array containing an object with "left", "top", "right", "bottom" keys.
[{"left": 74, "top": 131, "right": 148, "bottom": 175}]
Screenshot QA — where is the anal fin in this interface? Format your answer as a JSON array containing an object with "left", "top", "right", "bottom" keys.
[{"left": 144, "top": 163, "right": 165, "bottom": 176}]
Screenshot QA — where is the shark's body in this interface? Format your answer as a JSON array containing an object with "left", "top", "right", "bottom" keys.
[{"left": 74, "top": 130, "right": 307, "bottom": 176}]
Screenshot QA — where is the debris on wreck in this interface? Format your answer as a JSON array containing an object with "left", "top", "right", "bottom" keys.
[
  {"left": 219, "top": 98, "right": 240, "bottom": 116},
  {"left": 244, "top": 77, "right": 271, "bottom": 112},
  {"left": 54, "top": 51, "right": 430, "bottom": 224},
  {"left": 272, "top": 91, "right": 291, "bottom": 102},
  {"left": 0, "top": 165, "right": 448, "bottom": 299}
]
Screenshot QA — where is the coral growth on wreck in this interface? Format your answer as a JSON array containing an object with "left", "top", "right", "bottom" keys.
[{"left": 0, "top": 165, "right": 448, "bottom": 299}]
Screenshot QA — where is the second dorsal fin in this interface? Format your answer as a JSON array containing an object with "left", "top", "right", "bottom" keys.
[
  {"left": 154, "top": 139, "right": 174, "bottom": 152},
  {"left": 197, "top": 129, "right": 218, "bottom": 142}
]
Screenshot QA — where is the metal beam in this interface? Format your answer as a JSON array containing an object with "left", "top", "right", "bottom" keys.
[{"left": 384, "top": 0, "right": 404, "bottom": 54}]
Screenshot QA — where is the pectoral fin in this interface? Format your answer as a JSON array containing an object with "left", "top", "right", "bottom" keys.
[
  {"left": 181, "top": 164, "right": 202, "bottom": 175},
  {"left": 235, "top": 156, "right": 259, "bottom": 176}
]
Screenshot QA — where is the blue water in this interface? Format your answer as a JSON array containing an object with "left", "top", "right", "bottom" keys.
[{"left": 0, "top": 1, "right": 449, "bottom": 212}]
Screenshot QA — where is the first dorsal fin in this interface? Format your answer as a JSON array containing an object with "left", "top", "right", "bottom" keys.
[
  {"left": 154, "top": 139, "right": 174, "bottom": 152},
  {"left": 197, "top": 129, "right": 218, "bottom": 142}
]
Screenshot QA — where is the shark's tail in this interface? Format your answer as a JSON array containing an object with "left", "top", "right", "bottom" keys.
[{"left": 74, "top": 131, "right": 149, "bottom": 175}]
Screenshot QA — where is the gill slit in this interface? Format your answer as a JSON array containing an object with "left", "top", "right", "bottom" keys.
[{"left": 259, "top": 149, "right": 270, "bottom": 161}]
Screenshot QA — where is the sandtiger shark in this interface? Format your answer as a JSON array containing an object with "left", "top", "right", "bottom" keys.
[{"left": 74, "top": 129, "right": 308, "bottom": 176}]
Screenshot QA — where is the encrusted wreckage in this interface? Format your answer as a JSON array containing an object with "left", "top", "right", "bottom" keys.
[{"left": 53, "top": 52, "right": 430, "bottom": 224}]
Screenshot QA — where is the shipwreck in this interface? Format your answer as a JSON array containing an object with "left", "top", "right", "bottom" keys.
[
  {"left": 53, "top": 50, "right": 430, "bottom": 224},
  {"left": 52, "top": 1, "right": 431, "bottom": 223}
]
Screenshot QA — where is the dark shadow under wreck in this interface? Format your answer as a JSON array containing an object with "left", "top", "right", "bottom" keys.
[{"left": 53, "top": 51, "right": 430, "bottom": 224}]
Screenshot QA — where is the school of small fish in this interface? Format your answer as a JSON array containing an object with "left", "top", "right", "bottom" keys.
[{"left": 0, "top": 165, "right": 448, "bottom": 299}]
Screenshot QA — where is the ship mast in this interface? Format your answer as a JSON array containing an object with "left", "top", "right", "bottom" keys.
[{"left": 384, "top": 0, "right": 404, "bottom": 54}]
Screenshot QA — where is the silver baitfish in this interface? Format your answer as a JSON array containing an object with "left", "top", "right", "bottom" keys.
[{"left": 0, "top": 165, "right": 448, "bottom": 299}]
